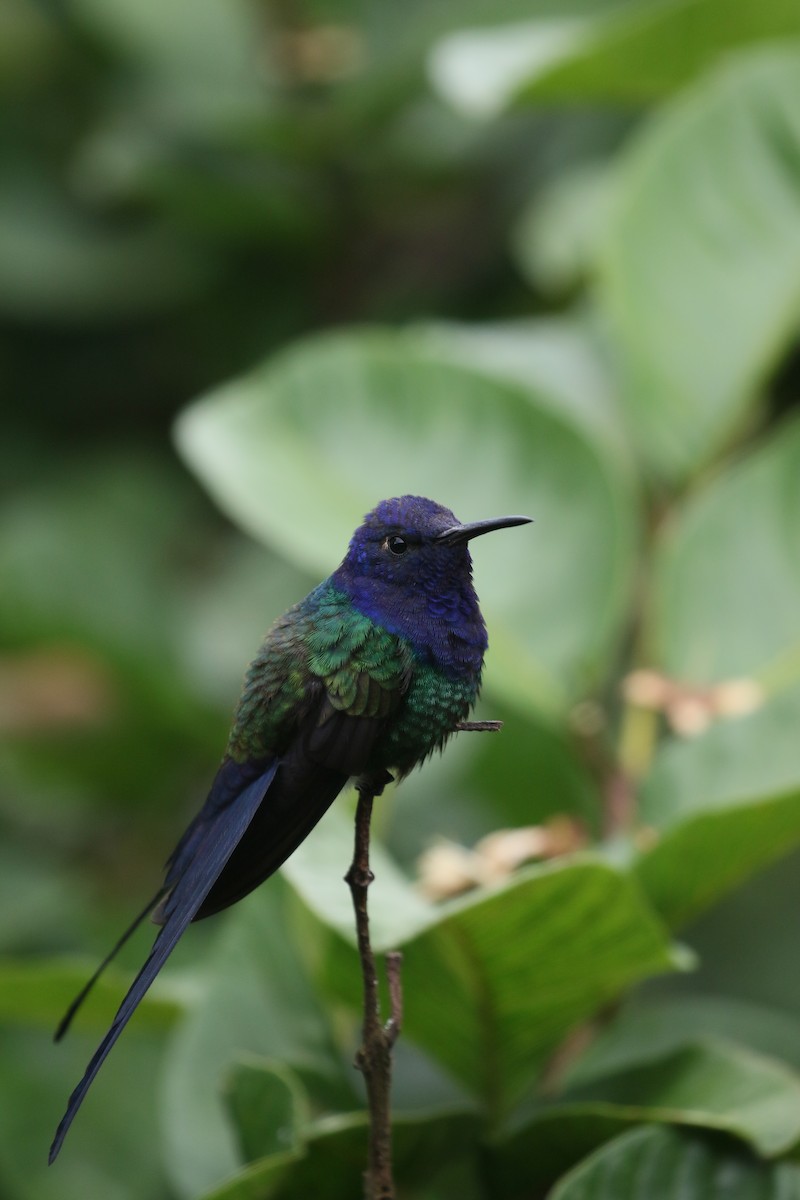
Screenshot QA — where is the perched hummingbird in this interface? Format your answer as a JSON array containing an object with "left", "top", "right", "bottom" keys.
[{"left": 49, "top": 495, "right": 530, "bottom": 1161}]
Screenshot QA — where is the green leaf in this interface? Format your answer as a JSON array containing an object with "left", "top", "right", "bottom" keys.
[
  {"left": 641, "top": 684, "right": 800, "bottom": 834},
  {"left": 416, "top": 317, "right": 632, "bottom": 467},
  {"left": 549, "top": 1125, "right": 800, "bottom": 1200},
  {"left": 490, "top": 1020, "right": 800, "bottom": 1190},
  {"left": 294, "top": 849, "right": 681, "bottom": 1119},
  {"left": 546, "top": 1039, "right": 800, "bottom": 1156},
  {"left": 633, "top": 421, "right": 800, "bottom": 925},
  {"left": 430, "top": 0, "right": 800, "bottom": 113},
  {"left": 636, "top": 702, "right": 800, "bottom": 928},
  {"left": 599, "top": 48, "right": 800, "bottom": 478},
  {"left": 649, "top": 418, "right": 800, "bottom": 687},
  {"left": 224, "top": 1058, "right": 308, "bottom": 1167},
  {"left": 281, "top": 802, "right": 435, "bottom": 952},
  {"left": 566, "top": 995, "right": 800, "bottom": 1088},
  {"left": 636, "top": 783, "right": 800, "bottom": 929},
  {"left": 430, "top": 1, "right": 648, "bottom": 116},
  {"left": 677, "top": 846, "right": 800, "bottom": 1012},
  {"left": 401, "top": 860, "right": 680, "bottom": 1116},
  {"left": 0, "top": 958, "right": 184, "bottom": 1033},
  {"left": 175, "top": 326, "right": 637, "bottom": 714},
  {"left": 202, "top": 1109, "right": 482, "bottom": 1200}
]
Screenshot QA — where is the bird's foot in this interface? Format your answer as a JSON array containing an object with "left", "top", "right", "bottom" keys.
[{"left": 357, "top": 769, "right": 394, "bottom": 798}]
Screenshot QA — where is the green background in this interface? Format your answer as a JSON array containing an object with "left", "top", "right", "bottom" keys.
[{"left": 3, "top": 1, "right": 800, "bottom": 1196}]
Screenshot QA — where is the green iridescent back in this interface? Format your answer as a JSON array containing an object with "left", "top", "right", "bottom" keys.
[{"left": 226, "top": 583, "right": 480, "bottom": 777}]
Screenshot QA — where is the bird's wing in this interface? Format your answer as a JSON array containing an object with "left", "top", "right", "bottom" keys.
[
  {"left": 194, "top": 626, "right": 413, "bottom": 919},
  {"left": 48, "top": 760, "right": 277, "bottom": 1163},
  {"left": 190, "top": 742, "right": 348, "bottom": 919}
]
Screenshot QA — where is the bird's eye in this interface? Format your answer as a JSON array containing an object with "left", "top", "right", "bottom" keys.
[{"left": 386, "top": 535, "right": 407, "bottom": 556}]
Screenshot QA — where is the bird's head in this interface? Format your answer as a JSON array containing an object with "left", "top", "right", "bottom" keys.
[{"left": 339, "top": 495, "right": 531, "bottom": 592}]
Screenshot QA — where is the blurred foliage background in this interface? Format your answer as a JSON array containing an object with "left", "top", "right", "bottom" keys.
[{"left": 3, "top": 1, "right": 800, "bottom": 1197}]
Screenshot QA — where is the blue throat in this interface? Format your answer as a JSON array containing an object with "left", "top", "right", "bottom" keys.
[{"left": 331, "top": 567, "right": 487, "bottom": 678}]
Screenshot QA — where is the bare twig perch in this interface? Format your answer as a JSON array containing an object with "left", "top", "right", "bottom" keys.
[
  {"left": 346, "top": 721, "right": 502, "bottom": 1198},
  {"left": 346, "top": 777, "right": 403, "bottom": 1200}
]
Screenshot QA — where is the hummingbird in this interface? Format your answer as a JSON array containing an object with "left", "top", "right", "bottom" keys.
[{"left": 49, "top": 495, "right": 531, "bottom": 1161}]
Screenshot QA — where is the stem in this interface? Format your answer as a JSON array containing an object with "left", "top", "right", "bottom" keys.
[{"left": 346, "top": 779, "right": 403, "bottom": 1200}]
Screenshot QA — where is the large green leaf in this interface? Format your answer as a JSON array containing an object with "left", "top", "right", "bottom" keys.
[
  {"left": 565, "top": 995, "right": 800, "bottom": 1088},
  {"left": 649, "top": 418, "right": 800, "bottom": 686},
  {"left": 430, "top": 0, "right": 800, "bottom": 114},
  {"left": 281, "top": 802, "right": 435, "bottom": 952},
  {"left": 638, "top": 690, "right": 800, "bottom": 924},
  {"left": 417, "top": 317, "right": 632, "bottom": 466},
  {"left": 674, "top": 845, "right": 800, "bottom": 1014},
  {"left": 637, "top": 781, "right": 800, "bottom": 928},
  {"left": 492, "top": 1033, "right": 800, "bottom": 1191},
  {"left": 287, "top": 833, "right": 681, "bottom": 1119},
  {"left": 400, "top": 861, "right": 680, "bottom": 1117},
  {"left": 401, "top": 860, "right": 679, "bottom": 1115},
  {"left": 524, "top": 1039, "right": 800, "bottom": 1156},
  {"left": 640, "top": 686, "right": 800, "bottom": 835},
  {"left": 549, "top": 1125, "right": 800, "bottom": 1200},
  {"left": 203, "top": 1105, "right": 482, "bottom": 1200},
  {"left": 599, "top": 49, "right": 800, "bottom": 478},
  {"left": 0, "top": 958, "right": 184, "bottom": 1033},
  {"left": 175, "top": 326, "right": 637, "bottom": 714},
  {"left": 632, "top": 421, "right": 800, "bottom": 924},
  {"left": 224, "top": 1058, "right": 308, "bottom": 1167},
  {"left": 430, "top": 1, "right": 636, "bottom": 115},
  {"left": 634, "top": 695, "right": 800, "bottom": 935}
]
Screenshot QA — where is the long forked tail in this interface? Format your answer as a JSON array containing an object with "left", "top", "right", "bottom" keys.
[
  {"left": 54, "top": 889, "right": 167, "bottom": 1043},
  {"left": 49, "top": 762, "right": 277, "bottom": 1163}
]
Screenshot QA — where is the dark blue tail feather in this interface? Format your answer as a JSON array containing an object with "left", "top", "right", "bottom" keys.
[{"left": 49, "top": 760, "right": 278, "bottom": 1163}]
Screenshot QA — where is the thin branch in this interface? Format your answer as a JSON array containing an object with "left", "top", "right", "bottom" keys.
[
  {"left": 344, "top": 722, "right": 501, "bottom": 1193},
  {"left": 383, "top": 952, "right": 403, "bottom": 1048},
  {"left": 346, "top": 778, "right": 402, "bottom": 1200}
]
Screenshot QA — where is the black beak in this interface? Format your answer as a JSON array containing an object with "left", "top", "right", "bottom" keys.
[{"left": 435, "top": 514, "right": 532, "bottom": 547}]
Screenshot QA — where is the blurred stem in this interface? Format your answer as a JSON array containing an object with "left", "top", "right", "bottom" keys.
[
  {"left": 617, "top": 703, "right": 658, "bottom": 786},
  {"left": 604, "top": 491, "right": 671, "bottom": 832},
  {"left": 346, "top": 776, "right": 403, "bottom": 1200}
]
